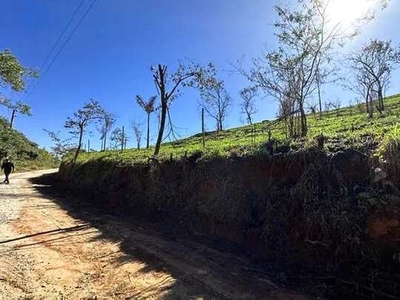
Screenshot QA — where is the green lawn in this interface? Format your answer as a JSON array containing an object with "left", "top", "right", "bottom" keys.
[{"left": 73, "top": 94, "right": 400, "bottom": 165}]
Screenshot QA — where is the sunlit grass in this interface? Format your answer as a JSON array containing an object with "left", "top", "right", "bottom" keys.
[{"left": 74, "top": 94, "right": 400, "bottom": 165}]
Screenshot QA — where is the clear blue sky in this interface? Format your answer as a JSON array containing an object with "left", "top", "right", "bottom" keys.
[{"left": 0, "top": 0, "right": 399, "bottom": 151}]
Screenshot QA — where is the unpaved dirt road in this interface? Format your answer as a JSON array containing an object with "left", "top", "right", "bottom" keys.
[{"left": 0, "top": 170, "right": 313, "bottom": 300}]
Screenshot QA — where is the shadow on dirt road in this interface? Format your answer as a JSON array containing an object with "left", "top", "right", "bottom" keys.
[{"left": 28, "top": 171, "right": 312, "bottom": 300}]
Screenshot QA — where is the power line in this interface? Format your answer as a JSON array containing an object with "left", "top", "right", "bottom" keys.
[
  {"left": 23, "top": 0, "right": 86, "bottom": 100},
  {"left": 40, "top": 0, "right": 86, "bottom": 72},
  {"left": 25, "top": 0, "right": 99, "bottom": 100}
]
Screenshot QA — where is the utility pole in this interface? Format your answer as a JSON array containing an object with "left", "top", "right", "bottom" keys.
[
  {"left": 202, "top": 108, "right": 205, "bottom": 148},
  {"left": 9, "top": 109, "right": 16, "bottom": 129},
  {"left": 87, "top": 139, "right": 90, "bottom": 152},
  {"left": 121, "top": 126, "right": 125, "bottom": 151}
]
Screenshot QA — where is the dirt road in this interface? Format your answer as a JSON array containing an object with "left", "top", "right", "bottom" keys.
[{"left": 0, "top": 170, "right": 312, "bottom": 300}]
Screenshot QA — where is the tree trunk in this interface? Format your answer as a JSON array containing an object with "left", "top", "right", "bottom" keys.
[
  {"left": 154, "top": 65, "right": 167, "bottom": 157},
  {"left": 154, "top": 101, "right": 167, "bottom": 156},
  {"left": 317, "top": 79, "right": 322, "bottom": 119},
  {"left": 9, "top": 109, "right": 16, "bottom": 129},
  {"left": 146, "top": 112, "right": 150, "bottom": 149},
  {"left": 378, "top": 86, "right": 384, "bottom": 112},
  {"left": 299, "top": 104, "right": 308, "bottom": 137},
  {"left": 201, "top": 108, "right": 205, "bottom": 148},
  {"left": 104, "top": 130, "right": 107, "bottom": 151},
  {"left": 121, "top": 126, "right": 125, "bottom": 151},
  {"left": 74, "top": 127, "right": 84, "bottom": 162}
]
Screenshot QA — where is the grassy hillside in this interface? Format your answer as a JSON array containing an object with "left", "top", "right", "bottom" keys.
[
  {"left": 0, "top": 117, "right": 58, "bottom": 171},
  {"left": 72, "top": 94, "right": 400, "bottom": 164}
]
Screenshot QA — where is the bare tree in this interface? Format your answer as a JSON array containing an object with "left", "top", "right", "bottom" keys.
[
  {"left": 110, "top": 127, "right": 124, "bottom": 150},
  {"left": 151, "top": 62, "right": 217, "bottom": 156},
  {"left": 136, "top": 95, "right": 156, "bottom": 148},
  {"left": 241, "top": 1, "right": 342, "bottom": 137},
  {"left": 239, "top": 0, "right": 385, "bottom": 137},
  {"left": 43, "top": 129, "right": 74, "bottom": 158},
  {"left": 64, "top": 100, "right": 103, "bottom": 162},
  {"left": 345, "top": 67, "right": 376, "bottom": 118},
  {"left": 200, "top": 81, "right": 231, "bottom": 132},
  {"left": 132, "top": 121, "right": 143, "bottom": 150},
  {"left": 239, "top": 86, "right": 258, "bottom": 125},
  {"left": 327, "top": 99, "right": 341, "bottom": 116},
  {"left": 98, "top": 111, "right": 116, "bottom": 151},
  {"left": 348, "top": 39, "right": 400, "bottom": 113}
]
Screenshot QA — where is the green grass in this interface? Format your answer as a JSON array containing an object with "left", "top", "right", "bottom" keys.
[
  {"left": 0, "top": 117, "right": 59, "bottom": 171},
  {"left": 73, "top": 94, "right": 400, "bottom": 165}
]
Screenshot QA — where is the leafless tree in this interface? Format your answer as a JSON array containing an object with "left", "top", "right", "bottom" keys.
[
  {"left": 240, "top": 1, "right": 344, "bottom": 137},
  {"left": 132, "top": 121, "right": 143, "bottom": 150},
  {"left": 200, "top": 81, "right": 231, "bottom": 132},
  {"left": 151, "top": 62, "right": 217, "bottom": 156},
  {"left": 98, "top": 111, "right": 116, "bottom": 151},
  {"left": 328, "top": 99, "right": 341, "bottom": 116},
  {"left": 345, "top": 68, "right": 376, "bottom": 118},
  {"left": 348, "top": 39, "right": 400, "bottom": 114},
  {"left": 43, "top": 129, "right": 74, "bottom": 158},
  {"left": 110, "top": 128, "right": 124, "bottom": 150},
  {"left": 239, "top": 86, "right": 258, "bottom": 125},
  {"left": 239, "top": 0, "right": 387, "bottom": 137}
]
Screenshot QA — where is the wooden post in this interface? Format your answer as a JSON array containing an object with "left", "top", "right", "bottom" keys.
[
  {"left": 121, "top": 126, "right": 125, "bottom": 151},
  {"left": 202, "top": 108, "right": 205, "bottom": 148},
  {"left": 9, "top": 109, "right": 16, "bottom": 129},
  {"left": 252, "top": 124, "right": 255, "bottom": 145}
]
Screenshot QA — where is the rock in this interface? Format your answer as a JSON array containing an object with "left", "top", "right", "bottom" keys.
[{"left": 373, "top": 167, "right": 387, "bottom": 183}]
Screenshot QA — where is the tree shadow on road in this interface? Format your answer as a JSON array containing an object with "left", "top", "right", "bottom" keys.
[{"left": 28, "top": 172, "right": 302, "bottom": 300}]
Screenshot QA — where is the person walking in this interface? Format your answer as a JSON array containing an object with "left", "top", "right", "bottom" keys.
[{"left": 1, "top": 158, "right": 15, "bottom": 184}]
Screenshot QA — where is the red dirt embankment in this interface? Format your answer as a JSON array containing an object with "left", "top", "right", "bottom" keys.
[{"left": 59, "top": 149, "right": 400, "bottom": 298}]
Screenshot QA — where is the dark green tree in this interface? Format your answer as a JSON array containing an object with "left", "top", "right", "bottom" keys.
[
  {"left": 0, "top": 49, "right": 36, "bottom": 91},
  {"left": 0, "top": 49, "right": 36, "bottom": 127}
]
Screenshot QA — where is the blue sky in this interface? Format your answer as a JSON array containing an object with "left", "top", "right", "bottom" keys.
[{"left": 0, "top": 0, "right": 399, "bottom": 150}]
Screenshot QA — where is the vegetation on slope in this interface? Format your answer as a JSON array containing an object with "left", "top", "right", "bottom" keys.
[
  {"left": 70, "top": 94, "right": 400, "bottom": 165},
  {"left": 59, "top": 96, "right": 400, "bottom": 298},
  {"left": 0, "top": 117, "right": 58, "bottom": 171}
]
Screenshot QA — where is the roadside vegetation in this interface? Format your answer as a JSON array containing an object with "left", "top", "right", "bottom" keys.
[
  {"left": 70, "top": 93, "right": 400, "bottom": 165},
  {"left": 1, "top": 0, "right": 398, "bottom": 298},
  {"left": 0, "top": 116, "right": 58, "bottom": 171},
  {"left": 0, "top": 49, "right": 58, "bottom": 171},
  {"left": 48, "top": 0, "right": 399, "bottom": 166}
]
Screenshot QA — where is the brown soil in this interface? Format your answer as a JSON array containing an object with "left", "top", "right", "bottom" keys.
[{"left": 0, "top": 170, "right": 313, "bottom": 300}]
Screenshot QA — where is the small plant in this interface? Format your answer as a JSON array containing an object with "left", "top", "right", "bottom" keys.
[{"left": 376, "top": 125, "right": 400, "bottom": 161}]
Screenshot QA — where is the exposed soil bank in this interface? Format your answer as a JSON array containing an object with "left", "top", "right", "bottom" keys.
[
  {"left": 2, "top": 170, "right": 313, "bottom": 299},
  {"left": 59, "top": 149, "right": 400, "bottom": 298}
]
